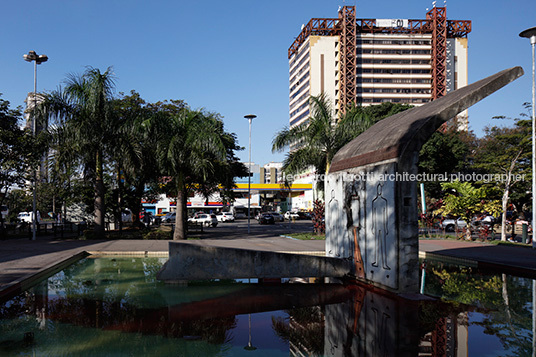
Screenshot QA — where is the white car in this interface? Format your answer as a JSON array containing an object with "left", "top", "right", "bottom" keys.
[
  {"left": 284, "top": 211, "right": 299, "bottom": 220},
  {"left": 440, "top": 218, "right": 467, "bottom": 232},
  {"left": 216, "top": 212, "right": 234, "bottom": 222},
  {"left": 189, "top": 214, "right": 218, "bottom": 227},
  {"left": 17, "top": 211, "right": 42, "bottom": 223}
]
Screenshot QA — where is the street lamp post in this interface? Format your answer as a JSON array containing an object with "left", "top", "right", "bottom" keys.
[
  {"left": 23, "top": 51, "right": 48, "bottom": 241},
  {"left": 520, "top": 26, "right": 536, "bottom": 357},
  {"left": 520, "top": 28, "right": 536, "bottom": 248},
  {"left": 244, "top": 114, "right": 256, "bottom": 234}
]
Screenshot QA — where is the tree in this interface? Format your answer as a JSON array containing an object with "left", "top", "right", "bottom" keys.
[
  {"left": 110, "top": 91, "right": 169, "bottom": 228},
  {"left": 472, "top": 111, "right": 531, "bottom": 241},
  {"left": 272, "top": 94, "right": 411, "bottom": 193},
  {"left": 153, "top": 109, "right": 229, "bottom": 240},
  {"left": 0, "top": 96, "right": 36, "bottom": 229},
  {"left": 42, "top": 67, "right": 117, "bottom": 237},
  {"left": 435, "top": 180, "right": 501, "bottom": 238},
  {"left": 418, "top": 128, "right": 473, "bottom": 199}
]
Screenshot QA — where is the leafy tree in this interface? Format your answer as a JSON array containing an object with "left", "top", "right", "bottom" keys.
[
  {"left": 355, "top": 101, "right": 413, "bottom": 119},
  {"left": 272, "top": 94, "right": 411, "bottom": 193},
  {"left": 418, "top": 129, "right": 473, "bottom": 199},
  {"left": 5, "top": 189, "right": 32, "bottom": 222},
  {"left": 435, "top": 180, "right": 501, "bottom": 238},
  {"left": 0, "top": 96, "right": 36, "bottom": 229},
  {"left": 473, "top": 108, "right": 531, "bottom": 241},
  {"left": 109, "top": 91, "right": 169, "bottom": 228}
]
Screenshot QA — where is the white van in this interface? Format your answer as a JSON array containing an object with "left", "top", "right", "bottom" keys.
[{"left": 17, "top": 211, "right": 42, "bottom": 223}]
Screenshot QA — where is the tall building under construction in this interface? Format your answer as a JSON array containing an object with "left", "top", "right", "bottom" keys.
[{"left": 288, "top": 6, "right": 471, "bottom": 129}]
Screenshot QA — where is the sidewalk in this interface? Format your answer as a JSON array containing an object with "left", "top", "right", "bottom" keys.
[
  {"left": 419, "top": 238, "right": 536, "bottom": 276},
  {"left": 2, "top": 234, "right": 536, "bottom": 300}
]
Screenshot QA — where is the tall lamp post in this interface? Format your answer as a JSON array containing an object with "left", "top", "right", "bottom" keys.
[
  {"left": 244, "top": 114, "right": 256, "bottom": 234},
  {"left": 520, "top": 28, "right": 536, "bottom": 249},
  {"left": 23, "top": 50, "right": 48, "bottom": 241},
  {"left": 520, "top": 26, "right": 536, "bottom": 357}
]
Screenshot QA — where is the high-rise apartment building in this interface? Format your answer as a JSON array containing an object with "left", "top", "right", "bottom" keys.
[
  {"left": 288, "top": 6, "right": 471, "bottom": 129},
  {"left": 260, "top": 162, "right": 283, "bottom": 184}
]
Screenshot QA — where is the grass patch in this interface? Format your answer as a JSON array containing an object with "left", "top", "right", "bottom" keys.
[
  {"left": 419, "top": 234, "right": 534, "bottom": 248},
  {"left": 494, "top": 240, "right": 533, "bottom": 248},
  {"left": 286, "top": 232, "right": 325, "bottom": 240},
  {"left": 143, "top": 230, "right": 173, "bottom": 240}
]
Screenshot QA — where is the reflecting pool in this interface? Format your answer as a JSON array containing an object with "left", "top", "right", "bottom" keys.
[{"left": 0, "top": 256, "right": 534, "bottom": 356}]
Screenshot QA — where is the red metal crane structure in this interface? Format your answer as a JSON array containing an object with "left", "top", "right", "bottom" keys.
[{"left": 288, "top": 6, "right": 471, "bottom": 112}]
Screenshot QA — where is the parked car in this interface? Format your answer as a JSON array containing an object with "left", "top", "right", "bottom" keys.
[
  {"left": 297, "top": 211, "right": 312, "bottom": 220},
  {"left": 284, "top": 211, "right": 299, "bottom": 220},
  {"left": 216, "top": 212, "right": 235, "bottom": 222},
  {"left": 471, "top": 214, "right": 496, "bottom": 227},
  {"left": 268, "top": 212, "right": 284, "bottom": 222},
  {"left": 258, "top": 213, "right": 275, "bottom": 224},
  {"left": 17, "top": 211, "right": 42, "bottom": 224},
  {"left": 440, "top": 218, "right": 467, "bottom": 232},
  {"left": 189, "top": 214, "right": 218, "bottom": 227},
  {"left": 191, "top": 211, "right": 207, "bottom": 219},
  {"left": 162, "top": 212, "right": 176, "bottom": 223}
]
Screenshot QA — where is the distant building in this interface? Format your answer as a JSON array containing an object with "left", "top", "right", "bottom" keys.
[
  {"left": 260, "top": 162, "right": 283, "bottom": 184},
  {"left": 146, "top": 162, "right": 314, "bottom": 215},
  {"left": 288, "top": 5, "right": 471, "bottom": 130},
  {"left": 24, "top": 92, "right": 46, "bottom": 131},
  {"left": 24, "top": 92, "right": 48, "bottom": 182},
  {"left": 235, "top": 162, "right": 260, "bottom": 185}
]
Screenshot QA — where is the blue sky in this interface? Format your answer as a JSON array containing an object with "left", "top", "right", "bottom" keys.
[{"left": 1, "top": 0, "right": 535, "bottom": 165}]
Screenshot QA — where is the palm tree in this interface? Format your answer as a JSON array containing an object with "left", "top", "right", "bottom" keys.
[
  {"left": 41, "top": 67, "right": 116, "bottom": 237},
  {"left": 272, "top": 94, "right": 412, "bottom": 192},
  {"left": 272, "top": 95, "right": 366, "bottom": 186},
  {"left": 153, "top": 109, "right": 227, "bottom": 240}
]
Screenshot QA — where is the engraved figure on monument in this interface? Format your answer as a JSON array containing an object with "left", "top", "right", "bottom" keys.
[
  {"left": 371, "top": 307, "right": 391, "bottom": 356},
  {"left": 371, "top": 182, "right": 390, "bottom": 270},
  {"left": 328, "top": 189, "right": 342, "bottom": 257},
  {"left": 344, "top": 180, "right": 365, "bottom": 278}
]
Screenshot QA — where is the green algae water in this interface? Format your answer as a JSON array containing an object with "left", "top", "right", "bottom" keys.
[{"left": 0, "top": 256, "right": 535, "bottom": 356}]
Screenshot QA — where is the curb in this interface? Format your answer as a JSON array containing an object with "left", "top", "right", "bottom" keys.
[{"left": 0, "top": 251, "right": 88, "bottom": 302}]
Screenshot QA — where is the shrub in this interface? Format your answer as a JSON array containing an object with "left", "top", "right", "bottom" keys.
[{"left": 312, "top": 200, "right": 325, "bottom": 234}]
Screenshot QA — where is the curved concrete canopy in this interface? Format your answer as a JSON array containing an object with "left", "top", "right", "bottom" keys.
[{"left": 330, "top": 66, "right": 524, "bottom": 173}]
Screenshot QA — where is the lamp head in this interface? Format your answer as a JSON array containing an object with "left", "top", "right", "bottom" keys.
[
  {"left": 520, "top": 27, "right": 536, "bottom": 45},
  {"left": 244, "top": 114, "right": 257, "bottom": 120},
  {"left": 23, "top": 51, "right": 37, "bottom": 62},
  {"left": 23, "top": 51, "right": 48, "bottom": 63},
  {"left": 36, "top": 55, "right": 48, "bottom": 64}
]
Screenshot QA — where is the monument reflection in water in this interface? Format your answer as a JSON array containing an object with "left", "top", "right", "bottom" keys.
[{"left": 0, "top": 256, "right": 534, "bottom": 356}]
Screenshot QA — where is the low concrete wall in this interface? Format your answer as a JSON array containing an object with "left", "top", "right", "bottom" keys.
[{"left": 157, "top": 242, "right": 351, "bottom": 281}]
